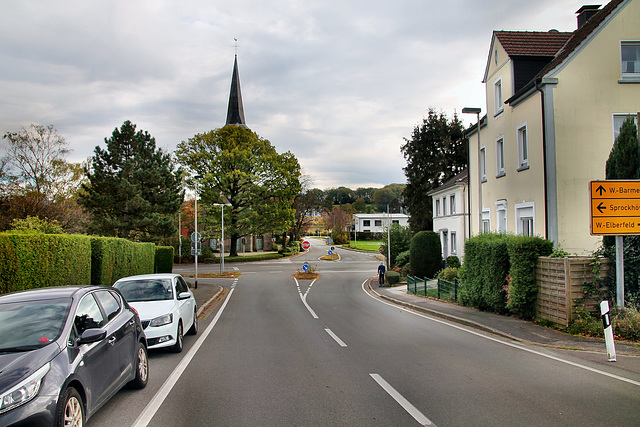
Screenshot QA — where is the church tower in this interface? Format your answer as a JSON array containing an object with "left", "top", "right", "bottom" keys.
[{"left": 225, "top": 54, "right": 247, "bottom": 127}]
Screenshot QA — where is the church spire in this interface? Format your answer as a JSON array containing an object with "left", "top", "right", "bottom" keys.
[{"left": 225, "top": 54, "right": 247, "bottom": 127}]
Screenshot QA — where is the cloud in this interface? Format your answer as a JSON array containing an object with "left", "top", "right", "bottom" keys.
[{"left": 1, "top": 0, "right": 586, "bottom": 189}]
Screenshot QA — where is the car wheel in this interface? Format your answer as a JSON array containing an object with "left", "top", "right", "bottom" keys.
[
  {"left": 56, "top": 387, "right": 84, "bottom": 427},
  {"left": 187, "top": 307, "right": 198, "bottom": 335},
  {"left": 128, "top": 342, "right": 149, "bottom": 389},
  {"left": 171, "top": 322, "right": 183, "bottom": 353}
]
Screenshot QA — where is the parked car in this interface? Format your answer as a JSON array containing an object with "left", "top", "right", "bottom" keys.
[
  {"left": 113, "top": 274, "right": 198, "bottom": 353},
  {"left": 0, "top": 286, "right": 148, "bottom": 427}
]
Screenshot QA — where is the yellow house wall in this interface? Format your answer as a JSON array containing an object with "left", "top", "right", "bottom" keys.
[{"left": 550, "top": 0, "right": 640, "bottom": 253}]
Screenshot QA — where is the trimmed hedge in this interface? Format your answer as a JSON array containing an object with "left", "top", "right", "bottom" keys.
[
  {"left": 0, "top": 233, "right": 92, "bottom": 293},
  {"left": 409, "top": 231, "right": 442, "bottom": 279},
  {"left": 386, "top": 270, "right": 400, "bottom": 285},
  {"left": 91, "top": 238, "right": 155, "bottom": 287},
  {"left": 155, "top": 246, "right": 174, "bottom": 273}
]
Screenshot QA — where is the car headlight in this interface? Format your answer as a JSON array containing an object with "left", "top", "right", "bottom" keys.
[
  {"left": 0, "top": 363, "right": 50, "bottom": 414},
  {"left": 149, "top": 313, "right": 173, "bottom": 327}
]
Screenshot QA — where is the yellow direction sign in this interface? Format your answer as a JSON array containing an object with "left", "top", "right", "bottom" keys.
[{"left": 590, "top": 180, "right": 640, "bottom": 235}]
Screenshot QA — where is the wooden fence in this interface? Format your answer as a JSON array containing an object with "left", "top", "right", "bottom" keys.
[{"left": 535, "top": 256, "right": 610, "bottom": 327}]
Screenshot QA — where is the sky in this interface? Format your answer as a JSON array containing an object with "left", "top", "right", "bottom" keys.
[{"left": 1, "top": 0, "right": 590, "bottom": 189}]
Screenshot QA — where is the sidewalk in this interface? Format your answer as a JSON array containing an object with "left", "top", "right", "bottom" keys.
[{"left": 367, "top": 280, "right": 640, "bottom": 357}]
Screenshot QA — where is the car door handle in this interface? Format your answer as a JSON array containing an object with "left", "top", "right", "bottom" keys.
[{"left": 108, "top": 336, "right": 116, "bottom": 346}]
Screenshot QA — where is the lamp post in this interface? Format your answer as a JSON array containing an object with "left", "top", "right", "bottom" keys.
[
  {"left": 193, "top": 175, "right": 203, "bottom": 289},
  {"left": 462, "top": 107, "right": 482, "bottom": 235},
  {"left": 212, "top": 203, "right": 231, "bottom": 273}
]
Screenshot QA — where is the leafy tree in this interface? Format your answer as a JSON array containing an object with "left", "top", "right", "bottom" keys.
[
  {"left": 291, "top": 180, "right": 325, "bottom": 242},
  {"left": 354, "top": 187, "right": 376, "bottom": 204},
  {"left": 353, "top": 198, "right": 366, "bottom": 212},
  {"left": 409, "top": 230, "right": 442, "bottom": 279},
  {"left": 401, "top": 109, "right": 466, "bottom": 232},
  {"left": 79, "top": 120, "right": 184, "bottom": 242},
  {"left": 325, "top": 187, "right": 355, "bottom": 205},
  {"left": 176, "top": 125, "right": 301, "bottom": 257},
  {"left": 372, "top": 184, "right": 405, "bottom": 212},
  {"left": 1, "top": 124, "right": 85, "bottom": 231},
  {"left": 9, "top": 215, "right": 64, "bottom": 234},
  {"left": 381, "top": 223, "right": 412, "bottom": 267}
]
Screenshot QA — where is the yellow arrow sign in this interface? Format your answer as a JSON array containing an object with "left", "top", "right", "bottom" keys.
[{"left": 590, "top": 180, "right": 640, "bottom": 235}]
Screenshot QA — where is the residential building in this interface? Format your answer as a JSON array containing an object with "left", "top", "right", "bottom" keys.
[
  {"left": 465, "top": 0, "right": 640, "bottom": 254},
  {"left": 353, "top": 213, "right": 409, "bottom": 233},
  {"left": 427, "top": 170, "right": 469, "bottom": 260}
]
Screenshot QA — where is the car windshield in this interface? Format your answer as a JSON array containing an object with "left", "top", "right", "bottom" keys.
[
  {"left": 0, "top": 298, "right": 71, "bottom": 351},
  {"left": 115, "top": 279, "right": 174, "bottom": 302}
]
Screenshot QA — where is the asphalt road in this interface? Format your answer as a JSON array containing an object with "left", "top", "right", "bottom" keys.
[{"left": 88, "top": 238, "right": 640, "bottom": 426}]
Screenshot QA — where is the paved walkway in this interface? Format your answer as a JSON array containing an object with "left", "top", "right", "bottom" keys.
[{"left": 368, "top": 280, "right": 640, "bottom": 357}]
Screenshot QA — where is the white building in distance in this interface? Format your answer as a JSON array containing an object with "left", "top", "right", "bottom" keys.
[{"left": 353, "top": 213, "right": 409, "bottom": 233}]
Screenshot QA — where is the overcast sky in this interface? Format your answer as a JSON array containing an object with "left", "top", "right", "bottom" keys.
[{"left": 1, "top": 0, "right": 588, "bottom": 189}]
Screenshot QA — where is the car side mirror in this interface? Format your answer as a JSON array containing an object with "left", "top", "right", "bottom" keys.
[
  {"left": 178, "top": 292, "right": 191, "bottom": 300},
  {"left": 78, "top": 328, "right": 107, "bottom": 345}
]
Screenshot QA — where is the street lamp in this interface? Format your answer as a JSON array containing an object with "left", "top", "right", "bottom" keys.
[
  {"left": 212, "top": 203, "right": 231, "bottom": 273},
  {"left": 462, "top": 107, "right": 482, "bottom": 235},
  {"left": 194, "top": 175, "right": 204, "bottom": 289}
]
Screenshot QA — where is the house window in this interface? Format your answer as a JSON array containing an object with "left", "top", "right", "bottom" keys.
[
  {"left": 450, "top": 232, "right": 457, "bottom": 254},
  {"left": 450, "top": 194, "right": 456, "bottom": 214},
  {"left": 392, "top": 220, "right": 399, "bottom": 224},
  {"left": 363, "top": 220, "right": 370, "bottom": 227},
  {"left": 435, "top": 199, "right": 441, "bottom": 216},
  {"left": 482, "top": 208, "right": 490, "bottom": 233},
  {"left": 496, "top": 201, "right": 507, "bottom": 233},
  {"left": 613, "top": 114, "right": 639, "bottom": 142},
  {"left": 375, "top": 220, "right": 382, "bottom": 227},
  {"left": 480, "top": 146, "right": 487, "bottom": 182},
  {"left": 494, "top": 78, "right": 503, "bottom": 115},
  {"left": 442, "top": 198, "right": 447, "bottom": 215},
  {"left": 517, "top": 124, "right": 529, "bottom": 170},
  {"left": 496, "top": 137, "right": 505, "bottom": 177},
  {"left": 516, "top": 202, "right": 535, "bottom": 236},
  {"left": 621, "top": 42, "right": 640, "bottom": 80}
]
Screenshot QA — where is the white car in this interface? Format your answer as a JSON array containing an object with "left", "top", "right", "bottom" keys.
[{"left": 113, "top": 273, "right": 198, "bottom": 352}]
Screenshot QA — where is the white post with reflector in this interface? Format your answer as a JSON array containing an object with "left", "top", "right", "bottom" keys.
[{"left": 600, "top": 300, "right": 616, "bottom": 362}]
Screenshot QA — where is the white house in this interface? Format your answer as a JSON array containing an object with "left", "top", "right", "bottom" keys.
[
  {"left": 427, "top": 170, "right": 469, "bottom": 261},
  {"left": 353, "top": 213, "right": 409, "bottom": 233}
]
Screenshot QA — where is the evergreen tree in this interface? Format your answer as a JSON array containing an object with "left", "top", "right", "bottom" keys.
[
  {"left": 176, "top": 125, "right": 301, "bottom": 257},
  {"left": 605, "top": 117, "right": 640, "bottom": 179},
  {"left": 401, "top": 109, "right": 466, "bottom": 232},
  {"left": 79, "top": 120, "right": 184, "bottom": 242}
]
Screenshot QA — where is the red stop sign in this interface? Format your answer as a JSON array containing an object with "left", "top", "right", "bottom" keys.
[{"left": 302, "top": 241, "right": 310, "bottom": 250}]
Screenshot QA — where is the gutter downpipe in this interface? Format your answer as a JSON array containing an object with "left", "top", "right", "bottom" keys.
[{"left": 535, "top": 78, "right": 549, "bottom": 241}]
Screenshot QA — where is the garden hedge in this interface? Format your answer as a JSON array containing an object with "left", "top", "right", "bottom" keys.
[{"left": 91, "top": 237, "right": 155, "bottom": 287}]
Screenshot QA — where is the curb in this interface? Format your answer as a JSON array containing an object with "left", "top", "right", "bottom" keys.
[
  {"left": 197, "top": 285, "right": 224, "bottom": 317},
  {"left": 365, "top": 279, "right": 520, "bottom": 342}
]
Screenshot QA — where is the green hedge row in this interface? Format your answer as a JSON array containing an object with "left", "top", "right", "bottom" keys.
[
  {"left": 0, "top": 233, "right": 167, "bottom": 293},
  {"left": 459, "top": 233, "right": 552, "bottom": 318}
]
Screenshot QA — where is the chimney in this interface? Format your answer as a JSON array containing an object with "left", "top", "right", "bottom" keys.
[{"left": 576, "top": 5, "right": 601, "bottom": 29}]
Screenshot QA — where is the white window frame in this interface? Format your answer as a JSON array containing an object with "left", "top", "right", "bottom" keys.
[
  {"left": 480, "top": 145, "right": 487, "bottom": 182},
  {"left": 515, "top": 202, "right": 535, "bottom": 236},
  {"left": 482, "top": 208, "right": 491, "bottom": 233},
  {"left": 435, "top": 199, "right": 441, "bottom": 217},
  {"left": 496, "top": 136, "right": 505, "bottom": 177},
  {"left": 613, "top": 113, "right": 639, "bottom": 143},
  {"left": 517, "top": 123, "right": 529, "bottom": 170},
  {"left": 494, "top": 77, "right": 503, "bottom": 116},
  {"left": 450, "top": 232, "right": 457, "bottom": 255},
  {"left": 442, "top": 197, "right": 447, "bottom": 216},
  {"left": 450, "top": 194, "right": 456, "bottom": 214},
  {"left": 620, "top": 41, "right": 640, "bottom": 81},
  {"left": 496, "top": 200, "right": 507, "bottom": 233}
]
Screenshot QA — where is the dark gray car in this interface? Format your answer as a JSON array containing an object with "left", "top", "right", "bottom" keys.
[{"left": 0, "top": 286, "right": 148, "bottom": 426}]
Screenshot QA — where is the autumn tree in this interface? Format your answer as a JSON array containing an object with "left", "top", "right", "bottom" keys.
[
  {"left": 176, "top": 125, "right": 301, "bottom": 257},
  {"left": 78, "top": 120, "right": 184, "bottom": 242},
  {"left": 401, "top": 109, "right": 466, "bottom": 232}
]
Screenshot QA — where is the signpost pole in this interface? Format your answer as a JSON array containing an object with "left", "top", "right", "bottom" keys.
[{"left": 616, "top": 235, "right": 624, "bottom": 308}]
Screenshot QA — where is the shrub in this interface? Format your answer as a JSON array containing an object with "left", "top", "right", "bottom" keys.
[
  {"left": 395, "top": 250, "right": 411, "bottom": 267},
  {"left": 380, "top": 224, "right": 411, "bottom": 267},
  {"left": 410, "top": 231, "right": 442, "bottom": 279},
  {"left": 155, "top": 246, "right": 174, "bottom": 273},
  {"left": 438, "top": 267, "right": 458, "bottom": 282},
  {"left": 613, "top": 306, "right": 640, "bottom": 341},
  {"left": 446, "top": 255, "right": 461, "bottom": 269},
  {"left": 506, "top": 236, "right": 553, "bottom": 319},
  {"left": 386, "top": 270, "right": 400, "bottom": 285},
  {"left": 9, "top": 216, "right": 65, "bottom": 234}
]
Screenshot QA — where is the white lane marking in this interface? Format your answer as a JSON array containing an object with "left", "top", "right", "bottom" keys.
[
  {"left": 370, "top": 374, "right": 434, "bottom": 426},
  {"left": 325, "top": 328, "right": 347, "bottom": 347},
  {"left": 294, "top": 277, "right": 318, "bottom": 319},
  {"left": 362, "top": 280, "right": 640, "bottom": 388},
  {"left": 132, "top": 280, "right": 238, "bottom": 427}
]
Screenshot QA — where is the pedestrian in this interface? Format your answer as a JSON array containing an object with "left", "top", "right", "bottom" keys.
[{"left": 378, "top": 262, "right": 386, "bottom": 286}]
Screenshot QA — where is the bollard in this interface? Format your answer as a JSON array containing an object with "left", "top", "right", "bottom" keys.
[{"left": 600, "top": 301, "right": 616, "bottom": 362}]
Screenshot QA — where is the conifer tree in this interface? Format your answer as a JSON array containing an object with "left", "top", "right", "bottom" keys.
[{"left": 79, "top": 120, "right": 184, "bottom": 242}]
